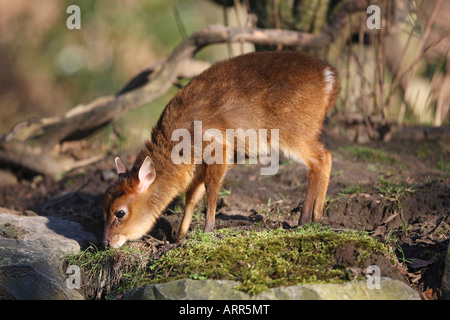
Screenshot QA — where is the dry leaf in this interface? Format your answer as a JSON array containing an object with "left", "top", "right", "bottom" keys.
[
  {"left": 421, "top": 288, "right": 441, "bottom": 300},
  {"left": 407, "top": 271, "right": 422, "bottom": 283},
  {"left": 409, "top": 257, "right": 436, "bottom": 269}
]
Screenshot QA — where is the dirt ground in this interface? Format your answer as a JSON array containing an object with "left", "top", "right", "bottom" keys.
[{"left": 0, "top": 123, "right": 448, "bottom": 299}]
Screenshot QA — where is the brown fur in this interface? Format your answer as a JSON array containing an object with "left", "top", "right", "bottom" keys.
[{"left": 102, "top": 51, "right": 339, "bottom": 247}]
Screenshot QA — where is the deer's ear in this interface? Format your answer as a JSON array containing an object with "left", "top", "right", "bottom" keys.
[
  {"left": 136, "top": 156, "right": 156, "bottom": 192},
  {"left": 115, "top": 157, "right": 127, "bottom": 175}
]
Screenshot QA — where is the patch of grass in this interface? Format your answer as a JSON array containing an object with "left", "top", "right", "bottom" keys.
[
  {"left": 376, "top": 176, "right": 415, "bottom": 202},
  {"left": 167, "top": 194, "right": 186, "bottom": 215},
  {"left": 395, "top": 245, "right": 412, "bottom": 264},
  {"left": 62, "top": 245, "right": 149, "bottom": 300},
  {"left": 331, "top": 169, "right": 343, "bottom": 177},
  {"left": 256, "top": 198, "right": 272, "bottom": 216},
  {"left": 277, "top": 192, "right": 288, "bottom": 202},
  {"left": 416, "top": 145, "right": 429, "bottom": 159},
  {"left": 339, "top": 183, "right": 361, "bottom": 196},
  {"left": 437, "top": 155, "right": 450, "bottom": 174},
  {"left": 376, "top": 176, "right": 415, "bottom": 233},
  {"left": 218, "top": 187, "right": 232, "bottom": 198},
  {"left": 343, "top": 145, "right": 396, "bottom": 163}
]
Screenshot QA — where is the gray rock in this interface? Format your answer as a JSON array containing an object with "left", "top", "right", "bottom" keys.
[
  {"left": 0, "top": 211, "right": 97, "bottom": 300},
  {"left": 300, "top": 278, "right": 420, "bottom": 300},
  {"left": 124, "top": 278, "right": 421, "bottom": 300},
  {"left": 442, "top": 243, "right": 450, "bottom": 300},
  {"left": 125, "top": 279, "right": 249, "bottom": 300}
]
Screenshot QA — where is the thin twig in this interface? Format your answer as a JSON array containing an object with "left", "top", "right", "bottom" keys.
[
  {"left": 273, "top": 0, "right": 283, "bottom": 51},
  {"left": 398, "top": 0, "right": 442, "bottom": 125},
  {"left": 165, "top": 265, "right": 174, "bottom": 278},
  {"left": 172, "top": 0, "right": 187, "bottom": 39},
  {"left": 223, "top": 6, "right": 233, "bottom": 58},
  {"left": 234, "top": 0, "right": 245, "bottom": 54}
]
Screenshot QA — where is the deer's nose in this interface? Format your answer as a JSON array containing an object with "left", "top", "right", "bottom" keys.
[{"left": 103, "top": 239, "right": 111, "bottom": 248}]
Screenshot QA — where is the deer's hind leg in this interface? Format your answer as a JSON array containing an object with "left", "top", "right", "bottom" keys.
[
  {"left": 282, "top": 141, "right": 332, "bottom": 225},
  {"left": 300, "top": 142, "right": 332, "bottom": 225}
]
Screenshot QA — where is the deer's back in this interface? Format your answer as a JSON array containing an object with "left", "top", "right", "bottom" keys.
[{"left": 161, "top": 51, "right": 337, "bottom": 141}]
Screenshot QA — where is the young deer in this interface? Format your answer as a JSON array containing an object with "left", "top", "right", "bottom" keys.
[{"left": 102, "top": 51, "right": 339, "bottom": 248}]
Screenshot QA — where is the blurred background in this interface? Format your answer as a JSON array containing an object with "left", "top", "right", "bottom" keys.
[
  {"left": 0, "top": 0, "right": 226, "bottom": 150},
  {"left": 0, "top": 0, "right": 448, "bottom": 151}
]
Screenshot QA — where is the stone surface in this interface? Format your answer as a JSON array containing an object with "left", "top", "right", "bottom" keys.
[
  {"left": 0, "top": 211, "right": 97, "bottom": 299},
  {"left": 124, "top": 278, "right": 421, "bottom": 300},
  {"left": 300, "top": 278, "right": 420, "bottom": 300}
]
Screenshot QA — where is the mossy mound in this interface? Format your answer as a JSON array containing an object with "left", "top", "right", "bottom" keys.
[
  {"left": 63, "top": 224, "right": 399, "bottom": 298},
  {"left": 149, "top": 225, "right": 395, "bottom": 294}
]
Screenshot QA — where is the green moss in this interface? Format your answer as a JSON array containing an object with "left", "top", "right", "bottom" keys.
[
  {"left": 339, "top": 183, "right": 362, "bottom": 196},
  {"left": 0, "top": 223, "right": 28, "bottom": 239},
  {"left": 376, "top": 175, "right": 415, "bottom": 201},
  {"left": 148, "top": 225, "right": 392, "bottom": 294},
  {"left": 63, "top": 225, "right": 395, "bottom": 298},
  {"left": 343, "top": 145, "right": 396, "bottom": 163}
]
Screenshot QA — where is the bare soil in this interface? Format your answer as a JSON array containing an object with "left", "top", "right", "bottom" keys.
[{"left": 0, "top": 123, "right": 448, "bottom": 299}]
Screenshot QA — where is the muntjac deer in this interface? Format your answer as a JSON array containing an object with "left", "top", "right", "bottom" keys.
[{"left": 103, "top": 51, "right": 339, "bottom": 248}]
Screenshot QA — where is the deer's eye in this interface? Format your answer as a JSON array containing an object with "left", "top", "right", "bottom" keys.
[{"left": 114, "top": 209, "right": 126, "bottom": 219}]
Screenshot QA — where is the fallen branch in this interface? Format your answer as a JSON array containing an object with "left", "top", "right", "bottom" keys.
[{"left": 0, "top": 0, "right": 377, "bottom": 177}]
